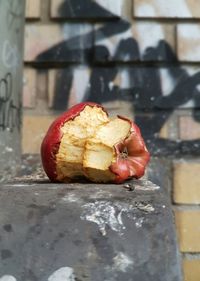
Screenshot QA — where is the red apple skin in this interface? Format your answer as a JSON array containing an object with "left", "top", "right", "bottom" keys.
[
  {"left": 110, "top": 116, "right": 150, "bottom": 184},
  {"left": 41, "top": 102, "right": 106, "bottom": 182}
]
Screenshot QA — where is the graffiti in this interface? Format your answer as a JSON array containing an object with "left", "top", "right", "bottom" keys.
[
  {"left": 6, "top": 0, "right": 23, "bottom": 33},
  {"left": 2, "top": 40, "right": 20, "bottom": 71},
  {"left": 56, "top": 0, "right": 122, "bottom": 19},
  {"left": 0, "top": 72, "right": 21, "bottom": 132},
  {"left": 37, "top": 0, "right": 200, "bottom": 155}
]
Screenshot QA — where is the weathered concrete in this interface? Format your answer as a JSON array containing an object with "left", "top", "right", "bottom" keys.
[
  {"left": 0, "top": 179, "right": 181, "bottom": 281},
  {"left": 0, "top": 0, "right": 25, "bottom": 181}
]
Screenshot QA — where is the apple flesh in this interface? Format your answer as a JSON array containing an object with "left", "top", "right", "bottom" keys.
[
  {"left": 41, "top": 102, "right": 150, "bottom": 183},
  {"left": 83, "top": 117, "right": 131, "bottom": 182},
  {"left": 56, "top": 104, "right": 109, "bottom": 181}
]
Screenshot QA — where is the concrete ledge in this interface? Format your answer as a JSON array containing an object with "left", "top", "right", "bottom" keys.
[{"left": 0, "top": 179, "right": 181, "bottom": 281}]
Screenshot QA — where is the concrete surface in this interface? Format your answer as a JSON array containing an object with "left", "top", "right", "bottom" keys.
[{"left": 0, "top": 179, "right": 182, "bottom": 281}]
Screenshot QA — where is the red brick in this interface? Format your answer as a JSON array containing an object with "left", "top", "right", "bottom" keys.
[
  {"left": 183, "top": 259, "right": 200, "bottom": 281},
  {"left": 24, "top": 24, "right": 93, "bottom": 62},
  {"left": 173, "top": 162, "right": 200, "bottom": 204},
  {"left": 175, "top": 211, "right": 200, "bottom": 252},
  {"left": 179, "top": 116, "right": 200, "bottom": 140},
  {"left": 22, "top": 115, "right": 56, "bottom": 154},
  {"left": 177, "top": 24, "right": 200, "bottom": 62},
  {"left": 26, "top": 0, "right": 40, "bottom": 19}
]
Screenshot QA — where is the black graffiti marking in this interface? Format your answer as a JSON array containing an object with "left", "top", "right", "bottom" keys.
[
  {"left": 85, "top": 40, "right": 200, "bottom": 155},
  {"left": 0, "top": 73, "right": 21, "bottom": 132},
  {"left": 36, "top": 0, "right": 200, "bottom": 155},
  {"left": 57, "top": 0, "right": 120, "bottom": 19}
]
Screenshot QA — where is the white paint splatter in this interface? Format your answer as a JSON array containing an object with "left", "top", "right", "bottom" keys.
[
  {"left": 0, "top": 276, "right": 17, "bottom": 281},
  {"left": 89, "top": 190, "right": 113, "bottom": 200},
  {"left": 117, "top": 210, "right": 124, "bottom": 226},
  {"left": 135, "top": 217, "right": 144, "bottom": 228},
  {"left": 61, "top": 194, "right": 79, "bottom": 203},
  {"left": 81, "top": 200, "right": 155, "bottom": 235},
  {"left": 4, "top": 184, "right": 36, "bottom": 187},
  {"left": 5, "top": 147, "right": 13, "bottom": 152},
  {"left": 113, "top": 252, "right": 134, "bottom": 272},
  {"left": 81, "top": 201, "right": 125, "bottom": 236},
  {"left": 48, "top": 267, "right": 75, "bottom": 281},
  {"left": 136, "top": 203, "right": 155, "bottom": 213}
]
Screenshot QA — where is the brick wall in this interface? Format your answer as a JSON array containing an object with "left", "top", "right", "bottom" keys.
[{"left": 24, "top": 1, "right": 200, "bottom": 279}]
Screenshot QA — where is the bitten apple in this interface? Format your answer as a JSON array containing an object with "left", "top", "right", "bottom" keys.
[{"left": 41, "top": 102, "right": 150, "bottom": 183}]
